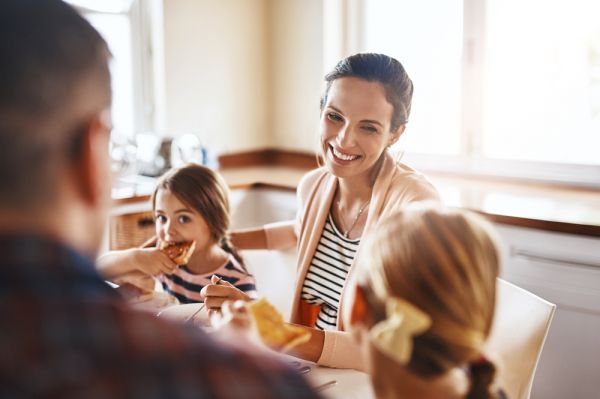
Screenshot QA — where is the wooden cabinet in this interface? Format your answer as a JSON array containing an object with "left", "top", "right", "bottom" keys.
[{"left": 108, "top": 210, "right": 155, "bottom": 250}]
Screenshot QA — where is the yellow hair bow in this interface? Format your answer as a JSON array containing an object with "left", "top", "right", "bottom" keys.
[{"left": 369, "top": 297, "right": 432, "bottom": 365}]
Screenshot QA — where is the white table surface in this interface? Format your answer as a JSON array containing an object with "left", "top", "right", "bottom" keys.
[
  {"left": 153, "top": 303, "right": 375, "bottom": 398},
  {"left": 304, "top": 363, "right": 374, "bottom": 399}
]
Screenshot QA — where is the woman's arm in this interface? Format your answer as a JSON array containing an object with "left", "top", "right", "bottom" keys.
[
  {"left": 231, "top": 220, "right": 298, "bottom": 251},
  {"left": 285, "top": 324, "right": 325, "bottom": 363},
  {"left": 316, "top": 330, "right": 366, "bottom": 370},
  {"left": 286, "top": 326, "right": 366, "bottom": 371},
  {"left": 230, "top": 169, "right": 321, "bottom": 252},
  {"left": 230, "top": 227, "right": 268, "bottom": 250},
  {"left": 209, "top": 301, "right": 326, "bottom": 363}
]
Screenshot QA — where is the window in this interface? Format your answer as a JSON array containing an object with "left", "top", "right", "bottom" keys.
[
  {"left": 65, "top": 0, "right": 160, "bottom": 138},
  {"left": 482, "top": 0, "right": 600, "bottom": 166},
  {"left": 363, "top": 0, "right": 463, "bottom": 156},
  {"left": 355, "top": 0, "right": 600, "bottom": 186}
]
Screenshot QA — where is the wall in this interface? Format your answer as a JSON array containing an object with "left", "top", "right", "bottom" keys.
[
  {"left": 162, "top": 0, "right": 324, "bottom": 155},
  {"left": 163, "top": 0, "right": 271, "bottom": 153},
  {"left": 269, "top": 0, "right": 324, "bottom": 153}
]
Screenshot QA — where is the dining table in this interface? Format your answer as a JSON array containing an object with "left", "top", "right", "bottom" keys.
[
  {"left": 295, "top": 359, "right": 374, "bottom": 398},
  {"left": 152, "top": 302, "right": 375, "bottom": 398}
]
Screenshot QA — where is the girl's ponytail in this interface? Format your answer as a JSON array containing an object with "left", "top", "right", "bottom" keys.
[
  {"left": 466, "top": 356, "right": 497, "bottom": 399},
  {"left": 220, "top": 235, "right": 245, "bottom": 269}
]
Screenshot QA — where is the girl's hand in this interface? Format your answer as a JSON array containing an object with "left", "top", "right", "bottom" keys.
[
  {"left": 133, "top": 247, "right": 178, "bottom": 276},
  {"left": 201, "top": 275, "right": 251, "bottom": 311}
]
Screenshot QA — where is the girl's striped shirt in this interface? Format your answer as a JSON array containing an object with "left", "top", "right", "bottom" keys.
[{"left": 158, "top": 254, "right": 257, "bottom": 304}]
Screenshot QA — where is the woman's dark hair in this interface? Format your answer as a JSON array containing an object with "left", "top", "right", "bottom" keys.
[
  {"left": 151, "top": 164, "right": 244, "bottom": 266},
  {"left": 320, "top": 53, "right": 414, "bottom": 132}
]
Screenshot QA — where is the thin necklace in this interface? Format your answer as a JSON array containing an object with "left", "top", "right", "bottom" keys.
[{"left": 337, "top": 199, "right": 370, "bottom": 238}]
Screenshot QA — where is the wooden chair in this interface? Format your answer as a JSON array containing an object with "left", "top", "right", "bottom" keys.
[{"left": 485, "top": 279, "right": 556, "bottom": 399}]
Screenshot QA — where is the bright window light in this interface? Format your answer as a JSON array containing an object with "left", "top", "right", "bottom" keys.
[
  {"left": 85, "top": 13, "right": 135, "bottom": 136},
  {"left": 362, "top": 0, "right": 464, "bottom": 156},
  {"left": 483, "top": 0, "right": 600, "bottom": 165},
  {"left": 65, "top": 0, "right": 134, "bottom": 14},
  {"left": 360, "top": 0, "right": 600, "bottom": 184}
]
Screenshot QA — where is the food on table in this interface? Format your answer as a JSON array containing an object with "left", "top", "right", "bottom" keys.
[{"left": 247, "top": 298, "right": 311, "bottom": 352}]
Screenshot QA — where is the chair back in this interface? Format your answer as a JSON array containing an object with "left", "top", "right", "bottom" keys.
[{"left": 485, "top": 279, "right": 556, "bottom": 399}]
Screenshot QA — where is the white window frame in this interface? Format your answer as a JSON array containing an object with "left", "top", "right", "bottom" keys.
[
  {"left": 333, "top": 0, "right": 600, "bottom": 188},
  {"left": 67, "top": 0, "right": 165, "bottom": 136}
]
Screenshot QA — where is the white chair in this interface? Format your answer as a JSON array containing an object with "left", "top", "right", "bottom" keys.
[
  {"left": 485, "top": 278, "right": 556, "bottom": 399},
  {"left": 241, "top": 249, "right": 298, "bottom": 319}
]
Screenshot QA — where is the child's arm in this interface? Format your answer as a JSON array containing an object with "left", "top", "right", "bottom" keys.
[{"left": 97, "top": 247, "right": 177, "bottom": 279}]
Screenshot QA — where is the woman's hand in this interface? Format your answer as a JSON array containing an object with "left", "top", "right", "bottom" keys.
[
  {"left": 132, "top": 247, "right": 178, "bottom": 276},
  {"left": 201, "top": 275, "right": 251, "bottom": 311},
  {"left": 211, "top": 300, "right": 254, "bottom": 331},
  {"left": 210, "top": 300, "right": 266, "bottom": 351}
]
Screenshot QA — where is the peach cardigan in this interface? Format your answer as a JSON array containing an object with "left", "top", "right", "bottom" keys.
[{"left": 262, "top": 154, "right": 440, "bottom": 370}]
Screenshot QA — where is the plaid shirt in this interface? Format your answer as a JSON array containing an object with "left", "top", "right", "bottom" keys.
[{"left": 0, "top": 234, "right": 322, "bottom": 399}]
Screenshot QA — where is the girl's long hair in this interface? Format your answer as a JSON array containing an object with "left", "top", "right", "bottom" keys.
[
  {"left": 357, "top": 204, "right": 502, "bottom": 398},
  {"left": 151, "top": 164, "right": 244, "bottom": 266}
]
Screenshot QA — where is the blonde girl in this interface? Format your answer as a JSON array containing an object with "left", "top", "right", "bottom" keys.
[{"left": 345, "top": 205, "right": 507, "bottom": 399}]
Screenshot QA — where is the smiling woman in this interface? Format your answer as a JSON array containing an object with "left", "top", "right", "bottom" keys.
[{"left": 217, "top": 53, "right": 440, "bottom": 370}]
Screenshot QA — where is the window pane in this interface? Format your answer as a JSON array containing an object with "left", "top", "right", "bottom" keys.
[
  {"left": 362, "top": 0, "right": 463, "bottom": 155},
  {"left": 483, "top": 0, "right": 600, "bottom": 165},
  {"left": 66, "top": 0, "right": 134, "bottom": 13},
  {"left": 86, "top": 13, "right": 135, "bottom": 136}
]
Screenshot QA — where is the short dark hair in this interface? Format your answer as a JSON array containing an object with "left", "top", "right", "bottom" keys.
[
  {"left": 320, "top": 53, "right": 414, "bottom": 132},
  {"left": 0, "top": 0, "right": 111, "bottom": 208}
]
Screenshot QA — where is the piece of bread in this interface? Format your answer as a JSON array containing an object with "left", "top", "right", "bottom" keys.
[
  {"left": 158, "top": 240, "right": 196, "bottom": 266},
  {"left": 246, "top": 297, "right": 311, "bottom": 352}
]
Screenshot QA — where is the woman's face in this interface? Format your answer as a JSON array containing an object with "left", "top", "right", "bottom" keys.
[
  {"left": 154, "top": 188, "right": 211, "bottom": 251},
  {"left": 320, "top": 77, "right": 402, "bottom": 181}
]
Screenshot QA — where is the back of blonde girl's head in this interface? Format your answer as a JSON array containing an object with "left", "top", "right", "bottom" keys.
[{"left": 357, "top": 204, "right": 501, "bottom": 399}]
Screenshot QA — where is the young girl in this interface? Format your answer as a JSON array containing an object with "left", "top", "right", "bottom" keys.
[
  {"left": 345, "top": 205, "right": 507, "bottom": 399},
  {"left": 98, "top": 164, "right": 257, "bottom": 304}
]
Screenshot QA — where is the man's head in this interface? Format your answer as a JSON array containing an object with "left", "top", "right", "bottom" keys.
[{"left": 0, "top": 0, "right": 112, "bottom": 254}]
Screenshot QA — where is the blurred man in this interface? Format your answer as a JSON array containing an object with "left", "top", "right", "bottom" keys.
[{"left": 0, "top": 1, "right": 321, "bottom": 397}]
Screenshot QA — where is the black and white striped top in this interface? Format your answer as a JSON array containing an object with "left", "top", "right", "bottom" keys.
[{"left": 300, "top": 213, "right": 360, "bottom": 331}]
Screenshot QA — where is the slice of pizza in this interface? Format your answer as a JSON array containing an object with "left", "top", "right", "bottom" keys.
[
  {"left": 247, "top": 297, "right": 311, "bottom": 352},
  {"left": 158, "top": 240, "right": 196, "bottom": 266}
]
